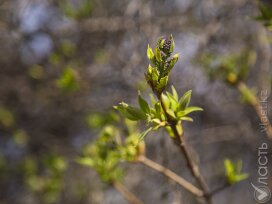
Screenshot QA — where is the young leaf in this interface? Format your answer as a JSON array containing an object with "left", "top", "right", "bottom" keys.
[
  {"left": 158, "top": 75, "right": 168, "bottom": 89},
  {"left": 169, "top": 34, "right": 175, "bottom": 53},
  {"left": 168, "top": 53, "right": 179, "bottom": 71},
  {"left": 180, "top": 116, "right": 193, "bottom": 122},
  {"left": 179, "top": 90, "right": 192, "bottom": 110},
  {"left": 161, "top": 93, "right": 170, "bottom": 109},
  {"left": 165, "top": 126, "right": 175, "bottom": 138},
  {"left": 166, "top": 109, "right": 176, "bottom": 120},
  {"left": 114, "top": 102, "right": 147, "bottom": 121},
  {"left": 224, "top": 159, "right": 235, "bottom": 177},
  {"left": 224, "top": 159, "right": 248, "bottom": 184},
  {"left": 147, "top": 44, "right": 154, "bottom": 60},
  {"left": 183, "top": 106, "right": 203, "bottom": 115},
  {"left": 147, "top": 64, "right": 153, "bottom": 74},
  {"left": 171, "top": 86, "right": 179, "bottom": 101},
  {"left": 166, "top": 92, "right": 178, "bottom": 111},
  {"left": 155, "top": 47, "right": 162, "bottom": 62},
  {"left": 151, "top": 68, "right": 159, "bottom": 83},
  {"left": 138, "top": 92, "right": 150, "bottom": 114}
]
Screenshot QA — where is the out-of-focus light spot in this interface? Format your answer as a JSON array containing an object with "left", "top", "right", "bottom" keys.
[{"left": 21, "top": 33, "right": 53, "bottom": 65}]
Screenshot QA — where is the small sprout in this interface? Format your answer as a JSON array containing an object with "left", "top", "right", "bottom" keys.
[
  {"left": 179, "top": 90, "right": 192, "bottom": 111},
  {"left": 145, "top": 35, "right": 179, "bottom": 96},
  {"left": 224, "top": 159, "right": 249, "bottom": 185},
  {"left": 147, "top": 44, "right": 154, "bottom": 60},
  {"left": 115, "top": 35, "right": 202, "bottom": 142},
  {"left": 161, "top": 86, "right": 203, "bottom": 123}
]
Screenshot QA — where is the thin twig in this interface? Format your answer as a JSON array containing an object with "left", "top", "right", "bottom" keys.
[
  {"left": 138, "top": 155, "right": 204, "bottom": 197},
  {"left": 113, "top": 181, "right": 143, "bottom": 204},
  {"left": 159, "top": 94, "right": 213, "bottom": 204},
  {"left": 237, "top": 82, "right": 272, "bottom": 139}
]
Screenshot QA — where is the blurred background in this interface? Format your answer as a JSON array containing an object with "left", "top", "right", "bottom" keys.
[{"left": 0, "top": 0, "right": 272, "bottom": 203}]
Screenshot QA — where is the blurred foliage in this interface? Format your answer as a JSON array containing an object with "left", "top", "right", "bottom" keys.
[
  {"left": 56, "top": 67, "right": 80, "bottom": 92},
  {"left": 22, "top": 155, "right": 67, "bottom": 204},
  {"left": 28, "top": 65, "right": 45, "bottom": 80},
  {"left": 255, "top": 2, "right": 272, "bottom": 30},
  {"left": 78, "top": 119, "right": 144, "bottom": 184},
  {"left": 94, "top": 49, "right": 108, "bottom": 65},
  {"left": 0, "top": 106, "right": 15, "bottom": 128},
  {"left": 13, "top": 129, "right": 28, "bottom": 146},
  {"left": 199, "top": 51, "right": 256, "bottom": 86},
  {"left": 224, "top": 159, "right": 248, "bottom": 185},
  {"left": 0, "top": 154, "right": 7, "bottom": 174},
  {"left": 86, "top": 111, "right": 119, "bottom": 129},
  {"left": 59, "top": 0, "right": 93, "bottom": 20}
]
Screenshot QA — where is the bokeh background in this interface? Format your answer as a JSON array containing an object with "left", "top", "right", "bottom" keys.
[{"left": 0, "top": 0, "right": 272, "bottom": 203}]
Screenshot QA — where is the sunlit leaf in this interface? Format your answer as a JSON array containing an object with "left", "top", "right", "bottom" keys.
[{"left": 179, "top": 90, "right": 192, "bottom": 110}]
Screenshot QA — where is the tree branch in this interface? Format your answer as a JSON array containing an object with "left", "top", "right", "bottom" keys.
[
  {"left": 159, "top": 94, "right": 213, "bottom": 204},
  {"left": 113, "top": 181, "right": 143, "bottom": 204},
  {"left": 237, "top": 82, "right": 272, "bottom": 139},
  {"left": 138, "top": 155, "right": 204, "bottom": 197}
]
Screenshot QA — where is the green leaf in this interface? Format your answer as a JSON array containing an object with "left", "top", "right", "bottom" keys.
[
  {"left": 169, "top": 34, "right": 175, "bottom": 53},
  {"left": 180, "top": 116, "right": 193, "bottom": 122},
  {"left": 147, "top": 44, "right": 154, "bottom": 60},
  {"left": 166, "top": 92, "right": 178, "bottom": 111},
  {"left": 234, "top": 173, "right": 249, "bottom": 183},
  {"left": 151, "top": 118, "right": 161, "bottom": 125},
  {"left": 158, "top": 76, "right": 168, "bottom": 89},
  {"left": 161, "top": 93, "right": 170, "bottom": 109},
  {"left": 166, "top": 109, "right": 176, "bottom": 120},
  {"left": 224, "top": 159, "right": 234, "bottom": 176},
  {"left": 138, "top": 91, "right": 150, "bottom": 114},
  {"left": 139, "top": 127, "right": 153, "bottom": 141},
  {"left": 151, "top": 68, "right": 159, "bottom": 83},
  {"left": 171, "top": 86, "right": 178, "bottom": 101},
  {"left": 155, "top": 47, "right": 162, "bottom": 62},
  {"left": 183, "top": 106, "right": 203, "bottom": 115},
  {"left": 159, "top": 39, "right": 165, "bottom": 49},
  {"left": 147, "top": 64, "right": 153, "bottom": 74},
  {"left": 224, "top": 159, "right": 248, "bottom": 184},
  {"left": 168, "top": 53, "right": 179, "bottom": 71},
  {"left": 165, "top": 126, "right": 175, "bottom": 138},
  {"left": 154, "top": 102, "right": 161, "bottom": 113},
  {"left": 179, "top": 90, "right": 192, "bottom": 110},
  {"left": 114, "top": 102, "right": 147, "bottom": 121}
]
